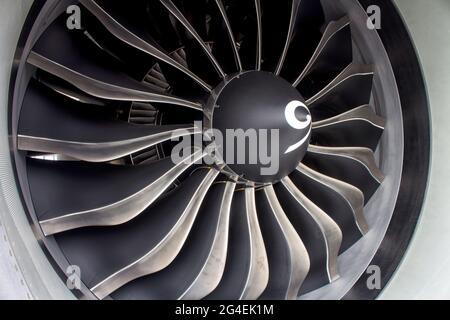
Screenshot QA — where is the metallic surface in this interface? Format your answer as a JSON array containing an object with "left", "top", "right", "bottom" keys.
[
  {"left": 40, "top": 150, "right": 205, "bottom": 235},
  {"left": 303, "top": 0, "right": 406, "bottom": 299},
  {"left": 381, "top": 0, "right": 449, "bottom": 299},
  {"left": 80, "top": 0, "right": 212, "bottom": 92},
  {"left": 158, "top": 0, "right": 226, "bottom": 78},
  {"left": 294, "top": 16, "right": 350, "bottom": 87},
  {"left": 18, "top": 127, "right": 197, "bottom": 163},
  {"left": 298, "top": 163, "right": 368, "bottom": 234},
  {"left": 2, "top": 0, "right": 432, "bottom": 302},
  {"left": 264, "top": 185, "right": 310, "bottom": 299},
  {"left": 275, "top": 0, "right": 301, "bottom": 75},
  {"left": 312, "top": 105, "right": 385, "bottom": 131},
  {"left": 214, "top": 0, "right": 242, "bottom": 72},
  {"left": 308, "top": 145, "right": 384, "bottom": 184},
  {"left": 254, "top": 0, "right": 262, "bottom": 71},
  {"left": 28, "top": 52, "right": 203, "bottom": 110},
  {"left": 240, "top": 188, "right": 269, "bottom": 299},
  {"left": 180, "top": 182, "right": 236, "bottom": 300},
  {"left": 306, "top": 63, "right": 373, "bottom": 106},
  {"left": 91, "top": 168, "right": 220, "bottom": 299},
  {"left": 0, "top": 0, "right": 77, "bottom": 300},
  {"left": 281, "top": 177, "right": 343, "bottom": 282}
]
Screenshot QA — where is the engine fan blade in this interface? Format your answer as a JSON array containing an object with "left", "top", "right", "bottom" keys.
[{"left": 29, "top": 149, "right": 205, "bottom": 235}]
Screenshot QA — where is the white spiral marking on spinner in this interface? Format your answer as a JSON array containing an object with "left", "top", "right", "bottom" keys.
[{"left": 284, "top": 100, "right": 312, "bottom": 154}]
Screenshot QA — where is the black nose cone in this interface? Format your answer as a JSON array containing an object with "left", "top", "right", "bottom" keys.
[{"left": 210, "top": 71, "right": 311, "bottom": 184}]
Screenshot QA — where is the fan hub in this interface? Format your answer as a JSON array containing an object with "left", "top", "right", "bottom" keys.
[{"left": 205, "top": 71, "right": 311, "bottom": 184}]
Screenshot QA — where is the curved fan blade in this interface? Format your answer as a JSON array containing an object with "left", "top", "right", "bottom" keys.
[
  {"left": 206, "top": 189, "right": 249, "bottom": 299},
  {"left": 207, "top": 187, "right": 269, "bottom": 300},
  {"left": 170, "top": 0, "right": 239, "bottom": 75},
  {"left": 312, "top": 105, "right": 385, "bottom": 129},
  {"left": 55, "top": 168, "right": 218, "bottom": 300},
  {"left": 91, "top": 169, "right": 219, "bottom": 299},
  {"left": 274, "top": 178, "right": 342, "bottom": 294},
  {"left": 30, "top": 149, "right": 205, "bottom": 235},
  {"left": 305, "top": 145, "right": 384, "bottom": 203},
  {"left": 180, "top": 181, "right": 236, "bottom": 299},
  {"left": 28, "top": 52, "right": 201, "bottom": 110},
  {"left": 241, "top": 187, "right": 269, "bottom": 299},
  {"left": 220, "top": 0, "right": 258, "bottom": 71},
  {"left": 278, "top": 0, "right": 325, "bottom": 83},
  {"left": 159, "top": 0, "right": 226, "bottom": 78},
  {"left": 214, "top": 0, "right": 243, "bottom": 71},
  {"left": 255, "top": 0, "right": 262, "bottom": 70},
  {"left": 257, "top": 185, "right": 310, "bottom": 300},
  {"left": 111, "top": 181, "right": 236, "bottom": 300},
  {"left": 293, "top": 16, "right": 351, "bottom": 87},
  {"left": 294, "top": 163, "right": 368, "bottom": 250},
  {"left": 80, "top": 0, "right": 212, "bottom": 92},
  {"left": 18, "top": 81, "right": 197, "bottom": 162},
  {"left": 37, "top": 74, "right": 106, "bottom": 106},
  {"left": 18, "top": 122, "right": 193, "bottom": 164},
  {"left": 312, "top": 105, "right": 385, "bottom": 151},
  {"left": 275, "top": 0, "right": 301, "bottom": 75},
  {"left": 306, "top": 63, "right": 374, "bottom": 110},
  {"left": 28, "top": 16, "right": 202, "bottom": 110}
]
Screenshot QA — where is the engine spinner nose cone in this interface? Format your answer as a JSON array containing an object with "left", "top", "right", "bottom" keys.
[{"left": 206, "top": 71, "right": 312, "bottom": 184}]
